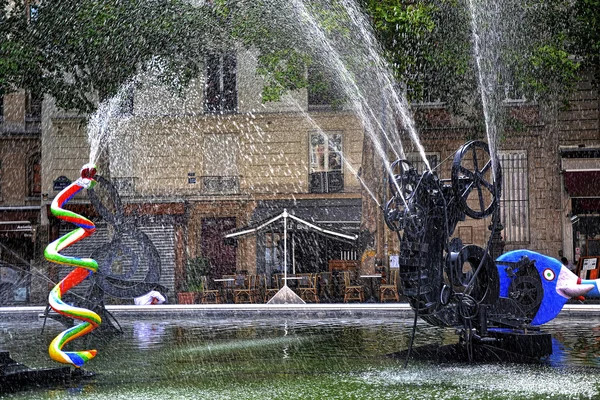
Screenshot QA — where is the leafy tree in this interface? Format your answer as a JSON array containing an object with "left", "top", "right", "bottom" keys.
[
  {"left": 0, "top": 0, "right": 41, "bottom": 92},
  {"left": 1, "top": 0, "right": 597, "bottom": 272},
  {"left": 570, "top": 0, "right": 599, "bottom": 80},
  {"left": 30, "top": 0, "right": 236, "bottom": 113}
]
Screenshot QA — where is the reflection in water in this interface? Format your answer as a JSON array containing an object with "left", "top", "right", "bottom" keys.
[
  {"left": 132, "top": 321, "right": 166, "bottom": 349},
  {"left": 2, "top": 316, "right": 600, "bottom": 399}
]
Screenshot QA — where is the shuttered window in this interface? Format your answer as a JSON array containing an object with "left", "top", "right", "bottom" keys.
[{"left": 499, "top": 151, "right": 529, "bottom": 243}]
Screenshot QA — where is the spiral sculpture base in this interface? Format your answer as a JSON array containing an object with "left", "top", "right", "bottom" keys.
[{"left": 44, "top": 164, "right": 101, "bottom": 368}]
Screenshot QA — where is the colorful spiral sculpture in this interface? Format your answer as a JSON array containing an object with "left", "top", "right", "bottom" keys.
[{"left": 44, "top": 163, "right": 101, "bottom": 368}]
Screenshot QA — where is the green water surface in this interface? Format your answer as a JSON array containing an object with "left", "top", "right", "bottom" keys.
[{"left": 1, "top": 315, "right": 600, "bottom": 399}]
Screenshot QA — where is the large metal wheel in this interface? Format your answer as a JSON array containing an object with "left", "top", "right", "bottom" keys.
[
  {"left": 508, "top": 267, "right": 543, "bottom": 318},
  {"left": 451, "top": 141, "right": 501, "bottom": 219},
  {"left": 447, "top": 245, "right": 499, "bottom": 309}
]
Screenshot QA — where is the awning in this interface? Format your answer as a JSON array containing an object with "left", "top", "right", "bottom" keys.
[
  {"left": 224, "top": 210, "right": 358, "bottom": 242},
  {"left": 249, "top": 198, "right": 361, "bottom": 234},
  {"left": 563, "top": 170, "right": 600, "bottom": 197},
  {"left": 572, "top": 198, "right": 600, "bottom": 214}
]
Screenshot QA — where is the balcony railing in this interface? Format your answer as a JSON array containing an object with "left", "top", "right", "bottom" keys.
[
  {"left": 309, "top": 171, "right": 344, "bottom": 193},
  {"left": 201, "top": 176, "right": 239, "bottom": 195},
  {"left": 24, "top": 115, "right": 41, "bottom": 132}
]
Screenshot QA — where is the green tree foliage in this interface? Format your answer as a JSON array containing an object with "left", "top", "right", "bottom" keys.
[
  {"left": 570, "top": 0, "right": 599, "bottom": 79},
  {"left": 361, "top": 0, "right": 474, "bottom": 111},
  {"left": 0, "top": 0, "right": 41, "bottom": 91},
  {"left": 1, "top": 0, "right": 234, "bottom": 113},
  {"left": 2, "top": 0, "right": 595, "bottom": 114}
]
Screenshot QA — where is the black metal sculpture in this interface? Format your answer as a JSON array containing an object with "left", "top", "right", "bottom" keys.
[
  {"left": 0, "top": 350, "right": 93, "bottom": 394},
  {"left": 88, "top": 175, "right": 164, "bottom": 300},
  {"left": 384, "top": 140, "right": 553, "bottom": 361}
]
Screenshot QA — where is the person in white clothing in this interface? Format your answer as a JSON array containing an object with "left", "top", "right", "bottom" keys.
[{"left": 134, "top": 290, "right": 166, "bottom": 305}]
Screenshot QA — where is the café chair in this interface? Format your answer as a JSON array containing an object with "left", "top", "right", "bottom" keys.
[
  {"left": 298, "top": 273, "right": 319, "bottom": 303},
  {"left": 379, "top": 269, "right": 400, "bottom": 302},
  {"left": 220, "top": 274, "right": 236, "bottom": 302},
  {"left": 343, "top": 271, "right": 364, "bottom": 303},
  {"left": 234, "top": 274, "right": 258, "bottom": 303},
  {"left": 264, "top": 274, "right": 280, "bottom": 302},
  {"left": 200, "top": 276, "right": 222, "bottom": 304}
]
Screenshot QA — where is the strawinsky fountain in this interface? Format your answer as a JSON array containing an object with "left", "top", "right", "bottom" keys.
[{"left": 2, "top": 0, "right": 600, "bottom": 399}]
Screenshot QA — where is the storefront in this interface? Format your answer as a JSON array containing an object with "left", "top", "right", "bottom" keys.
[
  {"left": 0, "top": 207, "right": 39, "bottom": 305},
  {"left": 561, "top": 148, "right": 600, "bottom": 261},
  {"left": 227, "top": 198, "right": 361, "bottom": 277}
]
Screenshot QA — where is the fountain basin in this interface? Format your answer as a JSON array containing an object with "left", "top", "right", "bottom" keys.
[{"left": 2, "top": 305, "right": 600, "bottom": 399}]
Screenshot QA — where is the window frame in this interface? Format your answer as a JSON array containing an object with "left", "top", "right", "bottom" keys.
[
  {"left": 28, "top": 152, "right": 41, "bottom": 198},
  {"left": 25, "top": 92, "right": 42, "bottom": 121},
  {"left": 498, "top": 150, "right": 530, "bottom": 244},
  {"left": 308, "top": 132, "right": 344, "bottom": 194},
  {"left": 204, "top": 52, "right": 237, "bottom": 114}
]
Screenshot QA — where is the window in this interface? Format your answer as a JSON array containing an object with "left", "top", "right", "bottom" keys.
[
  {"left": 28, "top": 153, "right": 41, "bottom": 197},
  {"left": 29, "top": 5, "right": 38, "bottom": 22},
  {"left": 309, "top": 132, "right": 343, "bottom": 193},
  {"left": 265, "top": 233, "right": 282, "bottom": 276},
  {"left": 25, "top": 92, "right": 42, "bottom": 121},
  {"left": 308, "top": 65, "right": 342, "bottom": 109},
  {"left": 204, "top": 52, "right": 237, "bottom": 113},
  {"left": 499, "top": 151, "right": 529, "bottom": 243}
]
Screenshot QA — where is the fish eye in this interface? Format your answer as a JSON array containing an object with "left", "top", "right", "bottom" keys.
[{"left": 543, "top": 268, "right": 555, "bottom": 281}]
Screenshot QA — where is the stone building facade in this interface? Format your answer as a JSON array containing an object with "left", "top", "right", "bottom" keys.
[
  {"left": 0, "top": 89, "right": 42, "bottom": 305},
  {"left": 28, "top": 47, "right": 600, "bottom": 303}
]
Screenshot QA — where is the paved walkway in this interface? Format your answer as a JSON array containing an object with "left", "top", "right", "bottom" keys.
[{"left": 2, "top": 303, "right": 600, "bottom": 321}]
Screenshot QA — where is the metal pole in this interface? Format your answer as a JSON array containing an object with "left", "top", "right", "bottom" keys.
[
  {"left": 292, "top": 231, "right": 296, "bottom": 275},
  {"left": 283, "top": 209, "right": 288, "bottom": 286}
]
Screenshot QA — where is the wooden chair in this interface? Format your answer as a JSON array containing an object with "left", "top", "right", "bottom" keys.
[
  {"left": 234, "top": 274, "right": 258, "bottom": 303},
  {"left": 297, "top": 273, "right": 319, "bottom": 303},
  {"left": 379, "top": 269, "right": 400, "bottom": 302},
  {"left": 343, "top": 271, "right": 365, "bottom": 303},
  {"left": 200, "top": 276, "right": 222, "bottom": 304},
  {"left": 264, "top": 274, "right": 280, "bottom": 303}
]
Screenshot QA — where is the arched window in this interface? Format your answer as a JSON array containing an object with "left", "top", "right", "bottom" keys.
[{"left": 28, "top": 153, "right": 41, "bottom": 197}]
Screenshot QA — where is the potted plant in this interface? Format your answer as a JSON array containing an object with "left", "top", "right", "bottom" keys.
[{"left": 177, "top": 256, "right": 209, "bottom": 304}]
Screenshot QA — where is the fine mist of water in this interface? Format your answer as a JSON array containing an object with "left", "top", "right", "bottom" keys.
[
  {"left": 467, "top": 0, "right": 503, "bottom": 174},
  {"left": 88, "top": 80, "right": 136, "bottom": 165},
  {"left": 84, "top": 0, "right": 428, "bottom": 206},
  {"left": 286, "top": 0, "right": 431, "bottom": 176}
]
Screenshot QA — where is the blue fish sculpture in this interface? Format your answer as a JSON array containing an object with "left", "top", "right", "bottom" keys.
[{"left": 497, "top": 249, "right": 598, "bottom": 326}]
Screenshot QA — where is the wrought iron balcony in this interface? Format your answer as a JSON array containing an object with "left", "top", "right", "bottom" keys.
[
  {"left": 309, "top": 171, "right": 344, "bottom": 193},
  {"left": 201, "top": 175, "right": 240, "bottom": 195}
]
